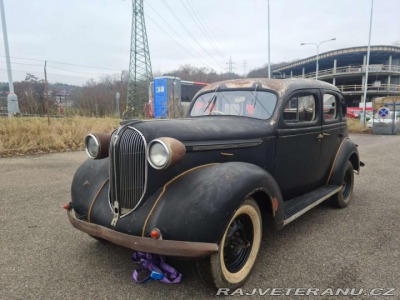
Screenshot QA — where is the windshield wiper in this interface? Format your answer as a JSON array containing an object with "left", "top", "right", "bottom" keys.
[
  {"left": 204, "top": 96, "right": 218, "bottom": 115},
  {"left": 251, "top": 84, "right": 259, "bottom": 108},
  {"left": 204, "top": 85, "right": 219, "bottom": 113},
  {"left": 250, "top": 83, "right": 273, "bottom": 118}
]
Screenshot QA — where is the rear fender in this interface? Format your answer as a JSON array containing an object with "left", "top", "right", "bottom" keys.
[
  {"left": 143, "top": 162, "right": 284, "bottom": 244},
  {"left": 327, "top": 138, "right": 360, "bottom": 186}
]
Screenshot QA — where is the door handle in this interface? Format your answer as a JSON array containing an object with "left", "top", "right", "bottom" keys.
[{"left": 317, "top": 132, "right": 330, "bottom": 140}]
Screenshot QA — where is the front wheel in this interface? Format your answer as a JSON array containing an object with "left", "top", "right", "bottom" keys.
[
  {"left": 197, "top": 197, "right": 262, "bottom": 288},
  {"left": 330, "top": 161, "right": 354, "bottom": 208}
]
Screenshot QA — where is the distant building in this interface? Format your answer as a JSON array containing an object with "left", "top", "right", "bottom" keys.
[
  {"left": 0, "top": 83, "right": 8, "bottom": 115},
  {"left": 53, "top": 89, "right": 73, "bottom": 107},
  {"left": 273, "top": 45, "right": 400, "bottom": 107}
]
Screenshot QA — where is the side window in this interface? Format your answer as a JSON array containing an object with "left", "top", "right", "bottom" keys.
[
  {"left": 283, "top": 94, "right": 316, "bottom": 123},
  {"left": 323, "top": 93, "right": 338, "bottom": 121}
]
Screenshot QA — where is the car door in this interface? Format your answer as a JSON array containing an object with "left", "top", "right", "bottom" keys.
[
  {"left": 274, "top": 89, "right": 322, "bottom": 200},
  {"left": 318, "top": 90, "right": 343, "bottom": 183}
]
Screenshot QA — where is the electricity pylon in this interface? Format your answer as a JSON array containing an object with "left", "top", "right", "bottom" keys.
[{"left": 126, "top": 0, "right": 153, "bottom": 118}]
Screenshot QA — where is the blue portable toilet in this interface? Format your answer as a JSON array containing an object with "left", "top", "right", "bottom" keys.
[
  {"left": 154, "top": 77, "right": 168, "bottom": 118},
  {"left": 153, "top": 77, "right": 182, "bottom": 118}
]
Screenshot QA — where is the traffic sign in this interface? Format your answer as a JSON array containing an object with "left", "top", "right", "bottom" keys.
[{"left": 377, "top": 107, "right": 390, "bottom": 119}]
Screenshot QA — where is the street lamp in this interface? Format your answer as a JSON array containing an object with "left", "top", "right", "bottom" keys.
[
  {"left": 300, "top": 38, "right": 336, "bottom": 80},
  {"left": 115, "top": 92, "right": 120, "bottom": 117},
  {"left": 1, "top": 0, "right": 20, "bottom": 117}
]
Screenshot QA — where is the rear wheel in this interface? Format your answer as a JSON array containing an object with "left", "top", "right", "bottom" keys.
[
  {"left": 197, "top": 197, "right": 262, "bottom": 288},
  {"left": 330, "top": 161, "right": 354, "bottom": 208}
]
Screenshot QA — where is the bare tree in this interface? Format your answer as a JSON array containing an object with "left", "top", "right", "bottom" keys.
[{"left": 14, "top": 73, "right": 51, "bottom": 115}]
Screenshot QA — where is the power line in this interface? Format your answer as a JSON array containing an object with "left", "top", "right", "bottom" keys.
[
  {"left": 0, "top": 54, "right": 122, "bottom": 72},
  {"left": 0, "top": 59, "right": 120, "bottom": 75},
  {"left": 158, "top": 0, "right": 224, "bottom": 70},
  {"left": 179, "top": 0, "right": 225, "bottom": 61},
  {"left": 145, "top": 1, "right": 216, "bottom": 69},
  {"left": 47, "top": 72, "right": 116, "bottom": 84},
  {"left": 0, "top": 67, "right": 119, "bottom": 87},
  {"left": 0, "top": 60, "right": 44, "bottom": 67},
  {"left": 47, "top": 64, "right": 118, "bottom": 75},
  {"left": 0, "top": 68, "right": 97, "bottom": 78},
  {"left": 47, "top": 60, "right": 121, "bottom": 72},
  {"left": 144, "top": 13, "right": 213, "bottom": 69}
]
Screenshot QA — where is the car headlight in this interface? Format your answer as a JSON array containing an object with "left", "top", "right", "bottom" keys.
[
  {"left": 147, "top": 138, "right": 186, "bottom": 170},
  {"left": 84, "top": 133, "right": 111, "bottom": 159}
]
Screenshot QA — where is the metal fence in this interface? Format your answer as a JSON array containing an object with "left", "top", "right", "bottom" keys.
[
  {"left": 290, "top": 64, "right": 400, "bottom": 80},
  {"left": 371, "top": 96, "right": 400, "bottom": 134}
]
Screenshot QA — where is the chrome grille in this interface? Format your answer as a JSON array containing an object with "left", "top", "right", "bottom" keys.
[{"left": 109, "top": 126, "right": 147, "bottom": 216}]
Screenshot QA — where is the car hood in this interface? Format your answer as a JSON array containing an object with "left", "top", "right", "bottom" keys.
[{"left": 125, "top": 116, "right": 274, "bottom": 143}]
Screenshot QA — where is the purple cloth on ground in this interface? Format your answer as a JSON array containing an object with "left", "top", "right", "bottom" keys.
[{"left": 132, "top": 251, "right": 182, "bottom": 284}]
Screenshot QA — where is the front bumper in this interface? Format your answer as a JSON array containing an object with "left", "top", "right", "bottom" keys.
[{"left": 67, "top": 209, "right": 219, "bottom": 258}]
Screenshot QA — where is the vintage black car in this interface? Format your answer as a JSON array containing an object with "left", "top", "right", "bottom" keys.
[{"left": 66, "top": 78, "right": 361, "bottom": 288}]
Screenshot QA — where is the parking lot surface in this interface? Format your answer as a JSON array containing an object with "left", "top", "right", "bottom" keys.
[{"left": 1, "top": 134, "right": 399, "bottom": 299}]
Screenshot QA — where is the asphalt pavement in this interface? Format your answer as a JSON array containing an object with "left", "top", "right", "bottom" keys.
[{"left": 1, "top": 134, "right": 399, "bottom": 299}]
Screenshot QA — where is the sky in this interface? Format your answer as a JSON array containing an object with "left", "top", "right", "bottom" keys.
[{"left": 0, "top": 0, "right": 399, "bottom": 84}]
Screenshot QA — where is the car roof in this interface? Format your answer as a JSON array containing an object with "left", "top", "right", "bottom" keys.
[{"left": 198, "top": 78, "right": 339, "bottom": 97}]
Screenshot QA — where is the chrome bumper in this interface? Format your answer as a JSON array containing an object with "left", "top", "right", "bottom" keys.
[{"left": 67, "top": 209, "right": 219, "bottom": 258}]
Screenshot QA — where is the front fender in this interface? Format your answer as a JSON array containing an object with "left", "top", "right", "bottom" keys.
[
  {"left": 71, "top": 157, "right": 109, "bottom": 218},
  {"left": 327, "top": 138, "right": 360, "bottom": 186},
  {"left": 144, "top": 162, "right": 284, "bottom": 244}
]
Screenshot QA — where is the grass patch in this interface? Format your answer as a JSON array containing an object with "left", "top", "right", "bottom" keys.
[
  {"left": 0, "top": 116, "right": 372, "bottom": 157},
  {"left": 0, "top": 117, "right": 120, "bottom": 157},
  {"left": 347, "top": 118, "right": 372, "bottom": 134}
]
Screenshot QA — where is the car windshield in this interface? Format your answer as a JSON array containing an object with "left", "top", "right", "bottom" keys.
[{"left": 189, "top": 90, "right": 277, "bottom": 120}]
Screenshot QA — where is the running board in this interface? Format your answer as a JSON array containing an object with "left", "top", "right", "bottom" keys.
[{"left": 283, "top": 185, "right": 342, "bottom": 226}]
